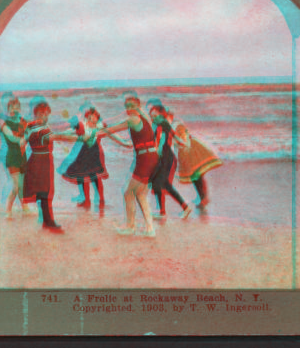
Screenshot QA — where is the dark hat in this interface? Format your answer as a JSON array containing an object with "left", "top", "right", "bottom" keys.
[{"left": 146, "top": 98, "right": 163, "bottom": 113}]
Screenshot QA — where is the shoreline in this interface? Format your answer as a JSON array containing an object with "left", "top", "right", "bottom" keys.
[{"left": 0, "top": 156, "right": 295, "bottom": 227}]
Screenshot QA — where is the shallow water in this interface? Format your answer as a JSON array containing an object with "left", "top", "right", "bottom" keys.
[
  {"left": 0, "top": 85, "right": 296, "bottom": 227},
  {"left": 1, "top": 84, "right": 296, "bottom": 161}
]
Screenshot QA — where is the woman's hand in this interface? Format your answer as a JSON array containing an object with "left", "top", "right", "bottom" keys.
[
  {"left": 122, "top": 140, "right": 133, "bottom": 148},
  {"left": 20, "top": 137, "right": 26, "bottom": 148},
  {"left": 106, "top": 132, "right": 133, "bottom": 148}
]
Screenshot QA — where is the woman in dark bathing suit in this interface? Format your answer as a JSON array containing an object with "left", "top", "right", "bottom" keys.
[
  {"left": 1, "top": 97, "right": 29, "bottom": 218},
  {"left": 149, "top": 104, "right": 192, "bottom": 219},
  {"left": 62, "top": 107, "right": 109, "bottom": 209},
  {"left": 62, "top": 107, "right": 131, "bottom": 210}
]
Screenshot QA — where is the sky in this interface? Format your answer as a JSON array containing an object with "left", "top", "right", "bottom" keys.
[{"left": 0, "top": 0, "right": 298, "bottom": 88}]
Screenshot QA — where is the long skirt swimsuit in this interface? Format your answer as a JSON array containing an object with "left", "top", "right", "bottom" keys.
[
  {"left": 23, "top": 120, "right": 60, "bottom": 226},
  {"left": 2, "top": 117, "right": 27, "bottom": 174},
  {"left": 176, "top": 135, "right": 222, "bottom": 183},
  {"left": 129, "top": 116, "right": 159, "bottom": 184},
  {"left": 23, "top": 120, "right": 54, "bottom": 203},
  {"left": 175, "top": 124, "right": 223, "bottom": 204},
  {"left": 62, "top": 121, "right": 108, "bottom": 184}
]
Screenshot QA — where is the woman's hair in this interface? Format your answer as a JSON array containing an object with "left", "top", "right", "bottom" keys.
[
  {"left": 29, "top": 95, "right": 47, "bottom": 115},
  {"left": 124, "top": 97, "right": 141, "bottom": 109},
  {"left": 146, "top": 98, "right": 163, "bottom": 112},
  {"left": 78, "top": 100, "right": 94, "bottom": 114},
  {"left": 33, "top": 102, "right": 51, "bottom": 118},
  {"left": 123, "top": 90, "right": 139, "bottom": 101},
  {"left": 176, "top": 124, "right": 189, "bottom": 137},
  {"left": 7, "top": 97, "right": 20, "bottom": 111},
  {"left": 123, "top": 90, "right": 141, "bottom": 109},
  {"left": 149, "top": 104, "right": 168, "bottom": 118},
  {"left": 84, "top": 107, "right": 101, "bottom": 120},
  {"left": 2, "top": 92, "right": 15, "bottom": 110},
  {"left": 166, "top": 107, "right": 174, "bottom": 123}
]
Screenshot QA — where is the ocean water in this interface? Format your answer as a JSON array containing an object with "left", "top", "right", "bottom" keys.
[{"left": 1, "top": 85, "right": 297, "bottom": 162}]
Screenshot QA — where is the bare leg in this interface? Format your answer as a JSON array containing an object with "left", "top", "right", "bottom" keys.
[
  {"left": 6, "top": 172, "right": 18, "bottom": 215},
  {"left": 124, "top": 178, "right": 138, "bottom": 229},
  {"left": 18, "top": 173, "right": 29, "bottom": 210},
  {"left": 135, "top": 183, "right": 154, "bottom": 232}
]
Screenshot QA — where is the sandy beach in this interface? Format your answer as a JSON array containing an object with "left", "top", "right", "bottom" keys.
[{"left": 0, "top": 156, "right": 298, "bottom": 289}]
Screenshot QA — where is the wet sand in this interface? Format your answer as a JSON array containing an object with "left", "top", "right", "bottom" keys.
[{"left": 0, "top": 158, "right": 298, "bottom": 289}]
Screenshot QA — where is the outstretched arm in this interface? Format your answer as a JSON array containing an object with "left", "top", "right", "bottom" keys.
[
  {"left": 96, "top": 119, "right": 129, "bottom": 138},
  {"left": 53, "top": 128, "right": 78, "bottom": 136},
  {"left": 93, "top": 118, "right": 132, "bottom": 147},
  {"left": 49, "top": 133, "right": 78, "bottom": 142},
  {"left": 105, "top": 133, "right": 133, "bottom": 148}
]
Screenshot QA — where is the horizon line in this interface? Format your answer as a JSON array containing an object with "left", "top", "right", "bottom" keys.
[{"left": 0, "top": 76, "right": 293, "bottom": 92}]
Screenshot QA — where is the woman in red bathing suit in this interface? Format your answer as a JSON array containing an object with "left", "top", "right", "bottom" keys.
[
  {"left": 130, "top": 116, "right": 158, "bottom": 184},
  {"left": 23, "top": 102, "right": 80, "bottom": 232},
  {"left": 97, "top": 92, "right": 159, "bottom": 237}
]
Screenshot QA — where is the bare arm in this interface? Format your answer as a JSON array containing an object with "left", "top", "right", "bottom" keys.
[
  {"left": 53, "top": 128, "right": 77, "bottom": 136},
  {"left": 169, "top": 123, "right": 190, "bottom": 147},
  {"left": 93, "top": 119, "right": 133, "bottom": 147},
  {"left": 96, "top": 119, "right": 129, "bottom": 137},
  {"left": 173, "top": 133, "right": 190, "bottom": 147},
  {"left": 105, "top": 133, "right": 133, "bottom": 148},
  {"left": 49, "top": 134, "right": 78, "bottom": 142},
  {"left": 2, "top": 125, "right": 24, "bottom": 144}
]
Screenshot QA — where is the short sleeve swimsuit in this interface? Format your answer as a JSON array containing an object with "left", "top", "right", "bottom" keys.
[{"left": 2, "top": 117, "right": 27, "bottom": 173}]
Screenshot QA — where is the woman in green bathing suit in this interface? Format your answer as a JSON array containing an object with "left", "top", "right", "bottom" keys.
[{"left": 1, "top": 97, "right": 29, "bottom": 218}]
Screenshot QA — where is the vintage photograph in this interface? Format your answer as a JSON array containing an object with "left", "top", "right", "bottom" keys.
[{"left": 0, "top": 0, "right": 299, "bottom": 290}]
